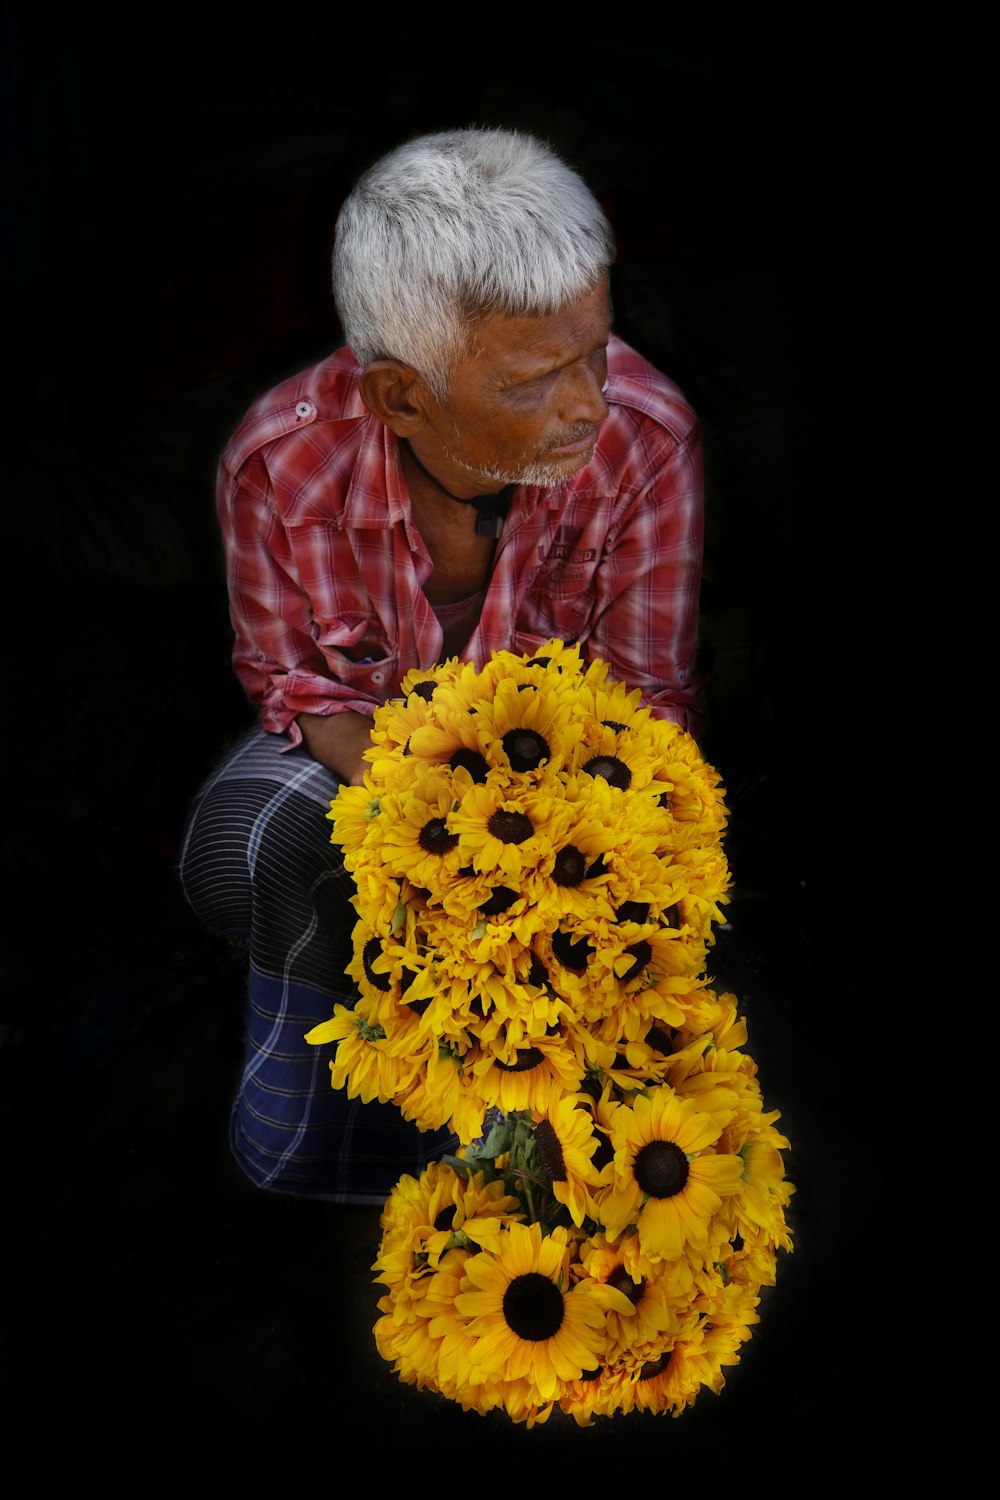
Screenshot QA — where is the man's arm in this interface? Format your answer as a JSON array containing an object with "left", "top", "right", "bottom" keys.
[
  {"left": 296, "top": 710, "right": 373, "bottom": 785},
  {"left": 219, "top": 455, "right": 386, "bottom": 757}
]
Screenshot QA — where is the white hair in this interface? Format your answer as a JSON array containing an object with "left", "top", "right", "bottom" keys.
[{"left": 332, "top": 127, "right": 615, "bottom": 398}]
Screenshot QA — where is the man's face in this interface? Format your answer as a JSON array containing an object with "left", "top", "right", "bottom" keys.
[{"left": 424, "top": 276, "right": 612, "bottom": 491}]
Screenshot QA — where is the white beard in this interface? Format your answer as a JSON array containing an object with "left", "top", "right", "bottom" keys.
[{"left": 442, "top": 421, "right": 598, "bottom": 490}]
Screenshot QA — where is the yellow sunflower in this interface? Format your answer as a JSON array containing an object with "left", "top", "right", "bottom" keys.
[
  {"left": 374, "top": 767, "right": 466, "bottom": 889},
  {"left": 464, "top": 672, "right": 584, "bottom": 780},
  {"left": 575, "top": 1232, "right": 678, "bottom": 1359},
  {"left": 375, "top": 1160, "right": 521, "bottom": 1277},
  {"left": 625, "top": 1275, "right": 760, "bottom": 1416},
  {"left": 404, "top": 700, "right": 496, "bottom": 784},
  {"left": 649, "top": 731, "right": 729, "bottom": 851},
  {"left": 392, "top": 1039, "right": 468, "bottom": 1135},
  {"left": 366, "top": 687, "right": 437, "bottom": 758},
  {"left": 596, "top": 1086, "right": 744, "bottom": 1263},
  {"left": 374, "top": 1242, "right": 478, "bottom": 1396},
  {"left": 466, "top": 1029, "right": 586, "bottom": 1124},
  {"left": 447, "top": 782, "right": 565, "bottom": 881},
  {"left": 532, "top": 1093, "right": 605, "bottom": 1227},
  {"left": 325, "top": 781, "right": 384, "bottom": 863},
  {"left": 453, "top": 1221, "right": 633, "bottom": 1402},
  {"left": 576, "top": 670, "right": 651, "bottom": 737}
]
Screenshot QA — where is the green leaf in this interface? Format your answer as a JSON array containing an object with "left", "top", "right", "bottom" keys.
[{"left": 441, "top": 1154, "right": 473, "bottom": 1178}]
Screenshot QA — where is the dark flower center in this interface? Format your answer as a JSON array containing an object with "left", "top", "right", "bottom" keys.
[
  {"left": 552, "top": 929, "right": 593, "bottom": 970},
  {"left": 639, "top": 1349, "right": 673, "bottom": 1381},
  {"left": 478, "top": 886, "right": 519, "bottom": 917},
  {"left": 418, "top": 817, "right": 458, "bottom": 853},
  {"left": 663, "top": 903, "right": 681, "bottom": 929},
  {"left": 526, "top": 656, "right": 551, "bottom": 669},
  {"left": 616, "top": 901, "right": 649, "bottom": 924},
  {"left": 450, "top": 748, "right": 489, "bottom": 783},
  {"left": 645, "top": 1025, "right": 675, "bottom": 1054},
  {"left": 633, "top": 1140, "right": 689, "bottom": 1198},
  {"left": 527, "top": 956, "right": 550, "bottom": 989},
  {"left": 582, "top": 754, "right": 631, "bottom": 790},
  {"left": 619, "top": 940, "right": 652, "bottom": 983},
  {"left": 495, "top": 1047, "right": 544, "bottom": 1072},
  {"left": 487, "top": 809, "right": 534, "bottom": 844},
  {"left": 410, "top": 681, "right": 436, "bottom": 702},
  {"left": 433, "top": 1207, "right": 454, "bottom": 1231},
  {"left": 362, "top": 937, "right": 392, "bottom": 992},
  {"left": 553, "top": 845, "right": 587, "bottom": 887},
  {"left": 602, "top": 719, "right": 628, "bottom": 733},
  {"left": 502, "top": 729, "right": 550, "bottom": 772},
  {"left": 534, "top": 1119, "right": 567, "bottom": 1182},
  {"left": 502, "top": 1272, "right": 564, "bottom": 1341},
  {"left": 607, "top": 1265, "right": 646, "bottom": 1305}
]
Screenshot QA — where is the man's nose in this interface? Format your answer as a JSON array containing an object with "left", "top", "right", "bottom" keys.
[{"left": 558, "top": 362, "right": 609, "bottom": 427}]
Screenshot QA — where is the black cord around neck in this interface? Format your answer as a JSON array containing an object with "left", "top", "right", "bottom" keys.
[{"left": 403, "top": 441, "right": 513, "bottom": 538}]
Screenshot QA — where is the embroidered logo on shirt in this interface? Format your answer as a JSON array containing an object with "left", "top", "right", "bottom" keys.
[
  {"left": 538, "top": 524, "right": 597, "bottom": 584},
  {"left": 539, "top": 524, "right": 597, "bottom": 565}
]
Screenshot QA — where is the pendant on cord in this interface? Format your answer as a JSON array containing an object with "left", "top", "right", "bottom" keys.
[
  {"left": 404, "top": 440, "right": 513, "bottom": 539},
  {"left": 475, "top": 507, "right": 506, "bottom": 538}
]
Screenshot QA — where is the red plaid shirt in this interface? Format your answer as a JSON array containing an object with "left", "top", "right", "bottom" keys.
[{"left": 218, "top": 335, "right": 704, "bottom": 745}]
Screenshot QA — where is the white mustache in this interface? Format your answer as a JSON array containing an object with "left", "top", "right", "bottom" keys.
[{"left": 543, "top": 421, "right": 598, "bottom": 453}]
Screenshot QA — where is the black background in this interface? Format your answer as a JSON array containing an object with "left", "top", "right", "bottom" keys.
[{"left": 2, "top": 9, "right": 889, "bottom": 1486}]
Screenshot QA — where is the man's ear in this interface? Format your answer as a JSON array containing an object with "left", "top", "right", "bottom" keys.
[{"left": 358, "top": 361, "right": 434, "bottom": 437}]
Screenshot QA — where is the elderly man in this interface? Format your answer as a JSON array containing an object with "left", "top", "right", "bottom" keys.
[{"left": 179, "top": 127, "right": 704, "bottom": 1202}]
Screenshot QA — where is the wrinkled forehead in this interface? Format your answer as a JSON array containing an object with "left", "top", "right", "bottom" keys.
[{"left": 461, "top": 276, "right": 612, "bottom": 381}]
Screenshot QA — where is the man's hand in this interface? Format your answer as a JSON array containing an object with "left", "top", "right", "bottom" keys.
[{"left": 297, "top": 710, "right": 374, "bottom": 785}]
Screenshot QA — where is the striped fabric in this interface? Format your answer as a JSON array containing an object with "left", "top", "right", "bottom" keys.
[{"left": 178, "top": 728, "right": 457, "bottom": 1201}]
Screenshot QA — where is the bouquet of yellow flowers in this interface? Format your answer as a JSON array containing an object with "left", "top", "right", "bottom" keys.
[{"left": 307, "top": 640, "right": 794, "bottom": 1425}]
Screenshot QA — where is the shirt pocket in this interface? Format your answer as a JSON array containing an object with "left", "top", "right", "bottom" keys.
[{"left": 311, "top": 613, "right": 399, "bottom": 695}]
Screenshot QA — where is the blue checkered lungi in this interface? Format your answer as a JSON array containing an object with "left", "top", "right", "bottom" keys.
[{"left": 177, "top": 728, "right": 457, "bottom": 1201}]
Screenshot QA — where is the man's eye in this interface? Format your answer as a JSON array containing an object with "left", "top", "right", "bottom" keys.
[{"left": 509, "top": 374, "right": 551, "bottom": 397}]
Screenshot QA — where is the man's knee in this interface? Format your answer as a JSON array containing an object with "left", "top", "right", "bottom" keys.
[
  {"left": 177, "top": 781, "right": 258, "bottom": 937},
  {"left": 179, "top": 775, "right": 353, "bottom": 961}
]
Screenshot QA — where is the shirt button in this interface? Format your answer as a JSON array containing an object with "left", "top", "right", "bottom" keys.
[
  {"left": 371, "top": 670, "right": 385, "bottom": 685},
  {"left": 294, "top": 400, "right": 312, "bottom": 419}
]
